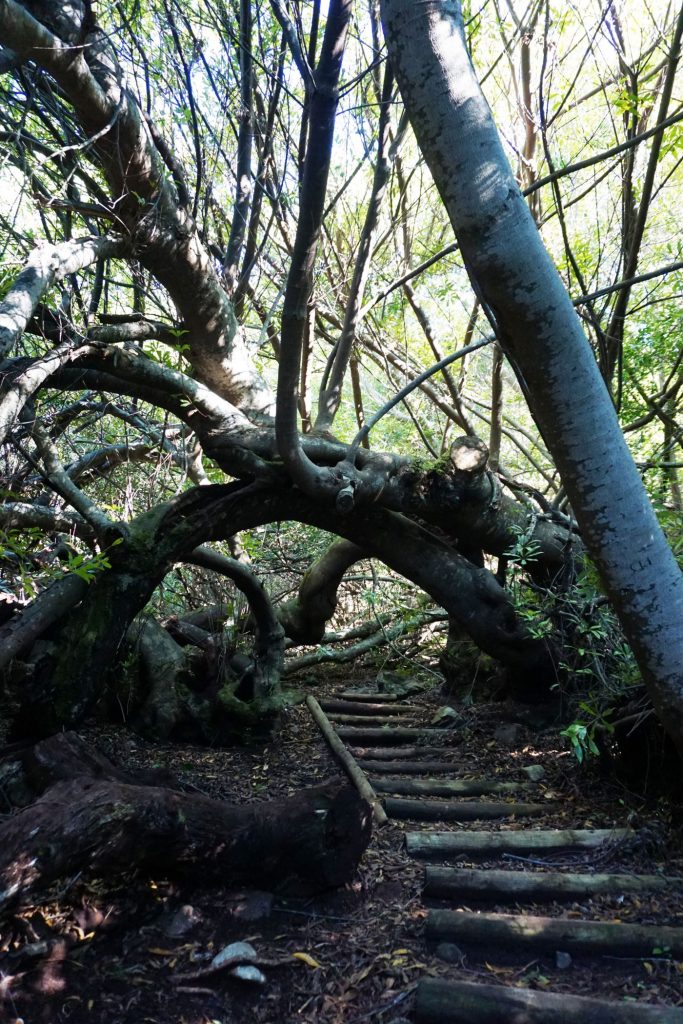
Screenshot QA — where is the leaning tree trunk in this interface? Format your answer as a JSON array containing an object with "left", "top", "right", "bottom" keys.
[
  {"left": 0, "top": 733, "right": 372, "bottom": 913},
  {"left": 380, "top": 0, "right": 683, "bottom": 754}
]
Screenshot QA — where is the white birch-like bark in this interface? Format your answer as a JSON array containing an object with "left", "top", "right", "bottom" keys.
[{"left": 380, "top": 0, "right": 683, "bottom": 752}]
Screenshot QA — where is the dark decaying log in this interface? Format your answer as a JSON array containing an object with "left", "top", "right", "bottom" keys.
[{"left": 0, "top": 733, "right": 372, "bottom": 913}]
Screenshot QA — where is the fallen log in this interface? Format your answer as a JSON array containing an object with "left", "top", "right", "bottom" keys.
[
  {"left": 385, "top": 798, "right": 547, "bottom": 822},
  {"left": 423, "top": 866, "right": 679, "bottom": 902},
  {"left": 426, "top": 909, "right": 683, "bottom": 956},
  {"left": 405, "top": 828, "right": 634, "bottom": 860},
  {"left": 0, "top": 733, "right": 372, "bottom": 913},
  {"left": 415, "top": 978, "right": 683, "bottom": 1023}
]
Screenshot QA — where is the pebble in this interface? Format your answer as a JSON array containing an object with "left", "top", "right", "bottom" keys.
[
  {"left": 521, "top": 764, "right": 546, "bottom": 781},
  {"left": 555, "top": 950, "right": 573, "bottom": 969}
]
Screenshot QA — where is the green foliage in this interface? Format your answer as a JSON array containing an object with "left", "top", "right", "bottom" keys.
[
  {"left": 560, "top": 721, "right": 600, "bottom": 763},
  {"left": 64, "top": 539, "right": 124, "bottom": 583}
]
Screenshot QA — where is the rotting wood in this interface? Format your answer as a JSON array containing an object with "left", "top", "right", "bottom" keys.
[
  {"left": 385, "top": 797, "right": 547, "bottom": 822},
  {"left": 0, "top": 734, "right": 373, "bottom": 911},
  {"left": 424, "top": 866, "right": 679, "bottom": 902},
  {"left": 405, "top": 828, "right": 634, "bottom": 860},
  {"left": 372, "top": 778, "right": 533, "bottom": 797},
  {"left": 426, "top": 909, "right": 683, "bottom": 956},
  {"left": 415, "top": 978, "right": 683, "bottom": 1023},
  {"left": 319, "top": 698, "right": 418, "bottom": 716},
  {"left": 306, "top": 696, "right": 388, "bottom": 825},
  {"left": 336, "top": 727, "right": 458, "bottom": 745},
  {"left": 358, "top": 759, "right": 462, "bottom": 774}
]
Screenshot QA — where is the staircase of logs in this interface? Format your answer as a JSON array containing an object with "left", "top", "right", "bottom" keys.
[{"left": 307, "top": 688, "right": 683, "bottom": 1023}]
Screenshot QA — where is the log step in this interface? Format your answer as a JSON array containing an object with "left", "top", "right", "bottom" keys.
[
  {"left": 415, "top": 978, "right": 683, "bottom": 1023},
  {"left": 384, "top": 798, "right": 547, "bottom": 822},
  {"left": 424, "top": 865, "right": 679, "bottom": 902},
  {"left": 426, "top": 908, "right": 683, "bottom": 957},
  {"left": 406, "top": 828, "right": 634, "bottom": 860},
  {"left": 336, "top": 691, "right": 415, "bottom": 703},
  {"left": 336, "top": 727, "right": 458, "bottom": 745},
  {"left": 319, "top": 698, "right": 418, "bottom": 716},
  {"left": 372, "top": 777, "right": 532, "bottom": 797},
  {"left": 327, "top": 713, "right": 421, "bottom": 727},
  {"left": 358, "top": 760, "right": 463, "bottom": 774},
  {"left": 351, "top": 746, "right": 458, "bottom": 760}
]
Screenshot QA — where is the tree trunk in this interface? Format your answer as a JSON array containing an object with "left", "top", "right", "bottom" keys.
[
  {"left": 0, "top": 733, "right": 372, "bottom": 912},
  {"left": 380, "top": 0, "right": 683, "bottom": 754}
]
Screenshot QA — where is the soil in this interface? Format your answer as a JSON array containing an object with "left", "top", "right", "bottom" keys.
[{"left": 2, "top": 666, "right": 683, "bottom": 1024}]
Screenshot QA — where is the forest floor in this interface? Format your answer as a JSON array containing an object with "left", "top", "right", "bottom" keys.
[{"left": 2, "top": 665, "right": 683, "bottom": 1024}]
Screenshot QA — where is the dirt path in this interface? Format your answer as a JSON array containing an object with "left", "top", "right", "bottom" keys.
[{"left": 2, "top": 671, "right": 682, "bottom": 1022}]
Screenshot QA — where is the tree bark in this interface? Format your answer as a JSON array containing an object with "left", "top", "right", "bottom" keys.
[
  {"left": 416, "top": 979, "right": 683, "bottom": 1024},
  {"left": 380, "top": 0, "right": 683, "bottom": 754},
  {"left": 0, "top": 733, "right": 372, "bottom": 912}
]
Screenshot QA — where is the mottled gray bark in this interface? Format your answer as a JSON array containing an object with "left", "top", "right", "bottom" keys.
[
  {"left": 0, "top": 0, "right": 272, "bottom": 415},
  {"left": 380, "top": 0, "right": 683, "bottom": 753},
  {"left": 0, "top": 235, "right": 124, "bottom": 359}
]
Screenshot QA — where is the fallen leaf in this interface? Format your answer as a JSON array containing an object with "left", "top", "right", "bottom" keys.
[{"left": 292, "top": 952, "right": 323, "bottom": 969}]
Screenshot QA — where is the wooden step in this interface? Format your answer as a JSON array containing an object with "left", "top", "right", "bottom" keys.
[
  {"left": 385, "top": 798, "right": 547, "bottom": 822},
  {"left": 319, "top": 698, "right": 418, "bottom": 716},
  {"left": 351, "top": 746, "right": 458, "bottom": 760},
  {"left": 406, "top": 828, "right": 633, "bottom": 860},
  {"left": 327, "top": 713, "right": 421, "bottom": 727},
  {"left": 426, "top": 908, "right": 683, "bottom": 956},
  {"left": 358, "top": 760, "right": 463, "bottom": 774},
  {"left": 372, "top": 777, "right": 532, "bottom": 798},
  {"left": 424, "top": 865, "right": 678, "bottom": 902},
  {"left": 415, "top": 978, "right": 683, "bottom": 1023},
  {"left": 336, "top": 727, "right": 458, "bottom": 745},
  {"left": 336, "top": 691, "right": 415, "bottom": 702}
]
